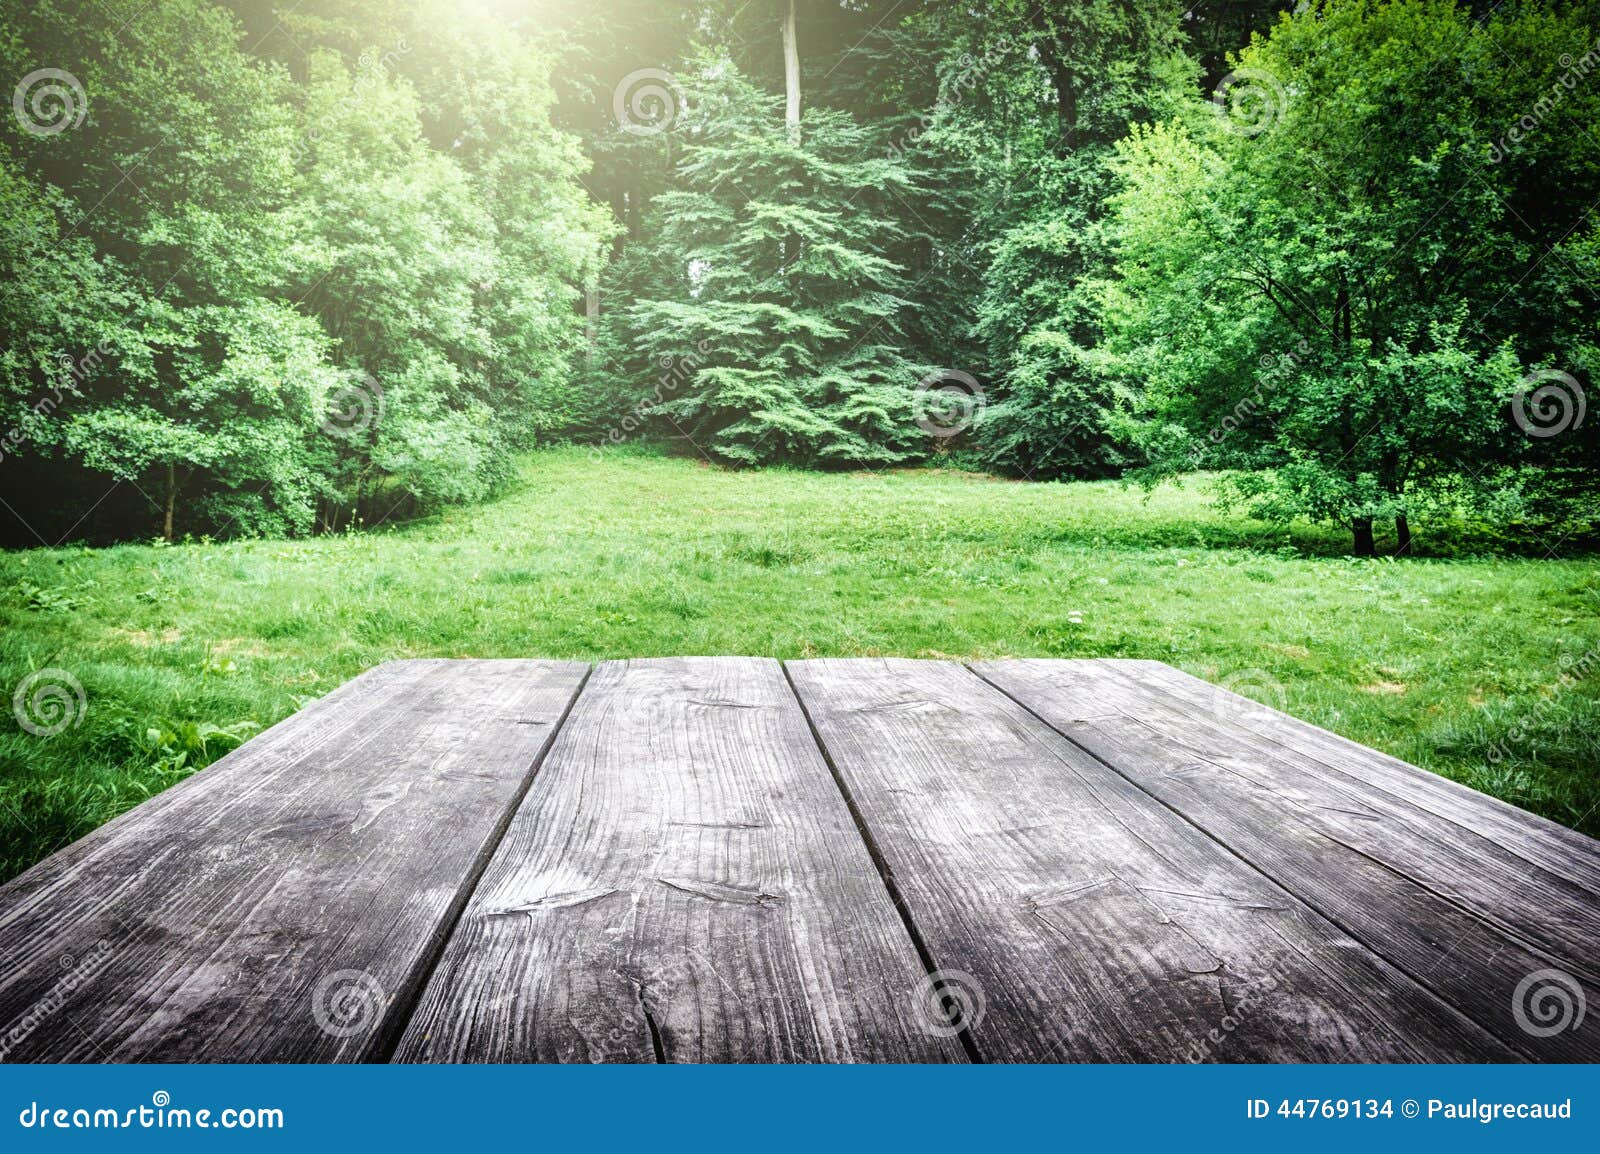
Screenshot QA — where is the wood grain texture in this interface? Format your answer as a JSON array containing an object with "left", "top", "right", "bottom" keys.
[
  {"left": 787, "top": 658, "right": 1513, "bottom": 1063},
  {"left": 974, "top": 658, "right": 1600, "bottom": 1062},
  {"left": 1121, "top": 658, "right": 1600, "bottom": 898},
  {"left": 1085, "top": 660, "right": 1600, "bottom": 966},
  {"left": 394, "top": 657, "right": 962, "bottom": 1064},
  {"left": 0, "top": 659, "right": 587, "bottom": 1062},
  {"left": 7, "top": 654, "right": 1596, "bottom": 1064}
]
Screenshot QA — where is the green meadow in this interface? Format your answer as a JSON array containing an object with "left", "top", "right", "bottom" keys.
[{"left": 2, "top": 448, "right": 1596, "bottom": 881}]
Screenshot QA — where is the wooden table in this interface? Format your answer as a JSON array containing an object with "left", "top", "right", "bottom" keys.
[{"left": 1, "top": 658, "right": 1596, "bottom": 1063}]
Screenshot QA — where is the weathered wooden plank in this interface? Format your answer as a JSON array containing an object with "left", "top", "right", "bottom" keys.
[
  {"left": 395, "top": 657, "right": 962, "bottom": 1063},
  {"left": 1082, "top": 659, "right": 1600, "bottom": 968},
  {"left": 787, "top": 658, "right": 1513, "bottom": 1062},
  {"left": 975, "top": 658, "right": 1600, "bottom": 1062},
  {"left": 1120, "top": 658, "right": 1600, "bottom": 898},
  {"left": 0, "top": 658, "right": 588, "bottom": 1062}
]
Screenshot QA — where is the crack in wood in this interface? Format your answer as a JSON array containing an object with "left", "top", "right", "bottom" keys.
[
  {"left": 656, "top": 877, "right": 783, "bottom": 907},
  {"left": 483, "top": 887, "right": 626, "bottom": 917}
]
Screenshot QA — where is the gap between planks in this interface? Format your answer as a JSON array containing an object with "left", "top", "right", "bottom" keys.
[
  {"left": 967, "top": 659, "right": 1599, "bottom": 1063},
  {"left": 369, "top": 663, "right": 594, "bottom": 1062},
  {"left": 780, "top": 662, "right": 985, "bottom": 1065}
]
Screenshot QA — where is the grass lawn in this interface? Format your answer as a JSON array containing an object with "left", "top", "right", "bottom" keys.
[{"left": 2, "top": 446, "right": 1597, "bottom": 880}]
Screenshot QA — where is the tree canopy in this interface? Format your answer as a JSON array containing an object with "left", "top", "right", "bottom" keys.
[
  {"left": 1108, "top": 0, "right": 1599, "bottom": 552},
  {"left": 2, "top": 0, "right": 1595, "bottom": 553}
]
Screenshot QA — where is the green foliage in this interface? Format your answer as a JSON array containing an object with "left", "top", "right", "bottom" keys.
[
  {"left": 1105, "top": 0, "right": 1600, "bottom": 551},
  {"left": 709, "top": 1, "right": 1210, "bottom": 480},
  {"left": 0, "top": 0, "right": 609, "bottom": 543},
  {"left": 955, "top": 2, "right": 1194, "bottom": 481}
]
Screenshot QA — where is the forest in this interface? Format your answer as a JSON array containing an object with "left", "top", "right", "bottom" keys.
[
  {"left": 3, "top": 0, "right": 1596, "bottom": 555},
  {"left": 2, "top": 1, "right": 1600, "bottom": 878}
]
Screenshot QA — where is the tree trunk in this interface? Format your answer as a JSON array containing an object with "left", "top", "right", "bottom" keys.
[
  {"left": 783, "top": 0, "right": 801, "bottom": 145},
  {"left": 1027, "top": 12, "right": 1074, "bottom": 150},
  {"left": 1049, "top": 57, "right": 1074, "bottom": 147},
  {"left": 778, "top": 0, "right": 802, "bottom": 270},
  {"left": 163, "top": 462, "right": 176, "bottom": 543},
  {"left": 1395, "top": 514, "right": 1412, "bottom": 555},
  {"left": 585, "top": 281, "right": 600, "bottom": 369},
  {"left": 1352, "top": 516, "right": 1375, "bottom": 557}
]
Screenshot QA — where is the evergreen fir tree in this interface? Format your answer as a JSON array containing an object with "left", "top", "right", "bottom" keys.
[{"left": 620, "top": 58, "right": 927, "bottom": 466}]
